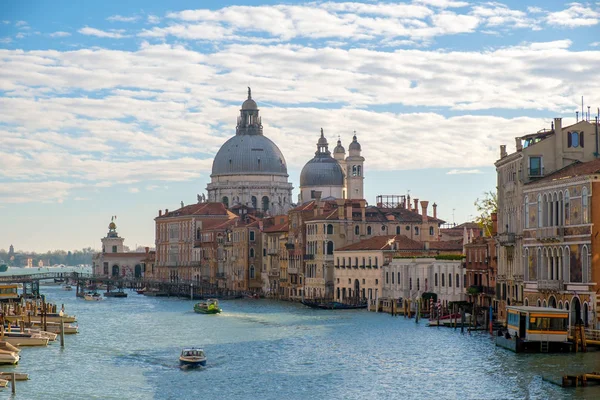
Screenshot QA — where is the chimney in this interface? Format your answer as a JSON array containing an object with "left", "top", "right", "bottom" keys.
[
  {"left": 420, "top": 201, "right": 429, "bottom": 222},
  {"left": 515, "top": 137, "right": 522, "bottom": 151},
  {"left": 165, "top": 209, "right": 168, "bottom": 214},
  {"left": 407, "top": 194, "right": 411, "bottom": 210},
  {"left": 336, "top": 199, "right": 345, "bottom": 220},
  {"left": 432, "top": 203, "right": 437, "bottom": 219},
  {"left": 346, "top": 202, "right": 352, "bottom": 220},
  {"left": 145, "top": 247, "right": 149, "bottom": 254},
  {"left": 500, "top": 145, "right": 507, "bottom": 158},
  {"left": 554, "top": 117, "right": 563, "bottom": 168},
  {"left": 159, "top": 210, "right": 162, "bottom": 217},
  {"left": 491, "top": 212, "right": 498, "bottom": 236},
  {"left": 413, "top": 199, "right": 419, "bottom": 214},
  {"left": 359, "top": 200, "right": 366, "bottom": 222}
]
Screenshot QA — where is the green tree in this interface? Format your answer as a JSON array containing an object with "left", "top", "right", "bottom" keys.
[{"left": 474, "top": 191, "right": 497, "bottom": 237}]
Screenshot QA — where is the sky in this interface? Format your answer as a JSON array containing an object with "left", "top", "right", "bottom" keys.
[{"left": 0, "top": 0, "right": 599, "bottom": 253}]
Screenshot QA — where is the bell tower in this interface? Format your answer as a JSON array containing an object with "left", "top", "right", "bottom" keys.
[
  {"left": 101, "top": 216, "right": 125, "bottom": 253},
  {"left": 345, "top": 133, "right": 365, "bottom": 200}
]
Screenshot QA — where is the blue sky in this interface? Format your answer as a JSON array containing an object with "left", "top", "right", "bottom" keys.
[{"left": 1, "top": 0, "right": 599, "bottom": 252}]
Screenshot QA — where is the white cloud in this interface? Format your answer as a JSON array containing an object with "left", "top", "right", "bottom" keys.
[
  {"left": 107, "top": 15, "right": 139, "bottom": 22},
  {"left": 49, "top": 31, "right": 71, "bottom": 38},
  {"left": 414, "top": 0, "right": 469, "bottom": 8},
  {"left": 74, "top": 197, "right": 90, "bottom": 201},
  {"left": 129, "top": 187, "right": 140, "bottom": 193},
  {"left": 546, "top": 3, "right": 600, "bottom": 27},
  {"left": 591, "top": 41, "right": 600, "bottom": 46},
  {"left": 147, "top": 15, "right": 160, "bottom": 24},
  {"left": 15, "top": 20, "right": 27, "bottom": 27},
  {"left": 447, "top": 169, "right": 483, "bottom": 175},
  {"left": 78, "top": 27, "right": 128, "bottom": 38},
  {"left": 0, "top": 181, "right": 80, "bottom": 203}
]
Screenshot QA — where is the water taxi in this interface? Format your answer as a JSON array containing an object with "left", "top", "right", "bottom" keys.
[
  {"left": 179, "top": 348, "right": 207, "bottom": 367},
  {"left": 496, "top": 306, "right": 571, "bottom": 353},
  {"left": 194, "top": 299, "right": 221, "bottom": 314},
  {"left": 0, "top": 284, "right": 20, "bottom": 302},
  {"left": 84, "top": 293, "right": 103, "bottom": 301},
  {"left": 63, "top": 285, "right": 73, "bottom": 291}
]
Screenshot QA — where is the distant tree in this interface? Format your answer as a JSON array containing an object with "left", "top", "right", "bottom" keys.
[{"left": 474, "top": 191, "right": 497, "bottom": 237}]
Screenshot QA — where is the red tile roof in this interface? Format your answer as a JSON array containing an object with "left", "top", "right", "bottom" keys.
[
  {"left": 526, "top": 159, "right": 600, "bottom": 185},
  {"left": 156, "top": 202, "right": 232, "bottom": 219},
  {"left": 337, "top": 235, "right": 423, "bottom": 251}
]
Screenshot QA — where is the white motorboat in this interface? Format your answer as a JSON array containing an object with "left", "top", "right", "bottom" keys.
[
  {"left": 84, "top": 293, "right": 103, "bottom": 301},
  {"left": 0, "top": 349, "right": 19, "bottom": 365},
  {"left": 1, "top": 332, "right": 49, "bottom": 347}
]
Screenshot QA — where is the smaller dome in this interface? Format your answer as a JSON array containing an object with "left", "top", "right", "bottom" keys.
[
  {"left": 300, "top": 157, "right": 345, "bottom": 187},
  {"left": 349, "top": 134, "right": 361, "bottom": 151},
  {"left": 334, "top": 138, "right": 345, "bottom": 154},
  {"left": 242, "top": 87, "right": 258, "bottom": 110}
]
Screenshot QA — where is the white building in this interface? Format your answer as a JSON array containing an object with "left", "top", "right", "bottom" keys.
[
  {"left": 206, "top": 88, "right": 293, "bottom": 215},
  {"left": 383, "top": 258, "right": 466, "bottom": 307}
]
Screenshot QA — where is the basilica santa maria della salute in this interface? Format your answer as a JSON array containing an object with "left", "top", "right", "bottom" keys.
[{"left": 207, "top": 88, "right": 365, "bottom": 211}]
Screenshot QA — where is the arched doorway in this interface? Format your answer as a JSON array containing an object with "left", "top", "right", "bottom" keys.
[
  {"left": 548, "top": 296, "right": 556, "bottom": 308},
  {"left": 354, "top": 279, "right": 360, "bottom": 299},
  {"left": 134, "top": 264, "right": 142, "bottom": 278},
  {"left": 112, "top": 265, "right": 119, "bottom": 277},
  {"left": 572, "top": 297, "right": 581, "bottom": 326}
]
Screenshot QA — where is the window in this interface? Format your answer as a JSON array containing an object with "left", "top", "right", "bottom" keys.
[
  {"left": 417, "top": 278, "right": 420, "bottom": 290},
  {"left": 327, "top": 224, "right": 333, "bottom": 234},
  {"left": 352, "top": 165, "right": 357, "bottom": 176},
  {"left": 250, "top": 231, "right": 255, "bottom": 241},
  {"left": 456, "top": 274, "right": 460, "bottom": 288},
  {"left": 263, "top": 248, "right": 266, "bottom": 256},
  {"left": 112, "top": 245, "right": 117, "bottom": 253},
  {"left": 397, "top": 272, "right": 400, "bottom": 285},
  {"left": 251, "top": 196, "right": 257, "bottom": 209},
  {"left": 524, "top": 196, "right": 529, "bottom": 229},
  {"left": 537, "top": 194, "right": 543, "bottom": 228},
  {"left": 367, "top": 226, "right": 372, "bottom": 235},
  {"left": 435, "top": 273, "right": 438, "bottom": 286},
  {"left": 355, "top": 226, "right": 360, "bottom": 235},
  {"left": 448, "top": 273, "right": 452, "bottom": 287},
  {"left": 529, "top": 156, "right": 542, "bottom": 177},
  {"left": 564, "top": 190, "right": 570, "bottom": 225},
  {"left": 582, "top": 187, "right": 589, "bottom": 223},
  {"left": 357, "top": 166, "right": 362, "bottom": 176},
  {"left": 262, "top": 196, "right": 269, "bottom": 212},
  {"left": 441, "top": 274, "right": 445, "bottom": 287},
  {"left": 568, "top": 131, "right": 584, "bottom": 148},
  {"left": 429, "top": 226, "right": 434, "bottom": 236},
  {"left": 386, "top": 272, "right": 389, "bottom": 284},
  {"left": 415, "top": 227, "right": 419, "bottom": 235},
  {"left": 249, "top": 265, "right": 255, "bottom": 279},
  {"left": 409, "top": 278, "right": 412, "bottom": 290},
  {"left": 391, "top": 272, "right": 394, "bottom": 284},
  {"left": 327, "top": 241, "right": 334, "bottom": 255},
  {"left": 249, "top": 248, "right": 255, "bottom": 258},
  {"left": 396, "top": 226, "right": 401, "bottom": 234}
]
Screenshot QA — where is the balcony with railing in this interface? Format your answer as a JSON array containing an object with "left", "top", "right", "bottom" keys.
[
  {"left": 537, "top": 279, "right": 564, "bottom": 292},
  {"left": 287, "top": 266, "right": 298, "bottom": 274},
  {"left": 536, "top": 227, "right": 564, "bottom": 241},
  {"left": 497, "top": 232, "right": 516, "bottom": 246},
  {"left": 267, "top": 248, "right": 279, "bottom": 255}
]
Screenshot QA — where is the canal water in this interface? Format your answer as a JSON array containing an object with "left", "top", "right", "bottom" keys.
[{"left": 4, "top": 286, "right": 600, "bottom": 400}]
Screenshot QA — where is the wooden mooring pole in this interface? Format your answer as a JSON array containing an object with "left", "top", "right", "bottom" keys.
[
  {"left": 11, "top": 372, "right": 16, "bottom": 394},
  {"left": 60, "top": 317, "right": 65, "bottom": 348}
]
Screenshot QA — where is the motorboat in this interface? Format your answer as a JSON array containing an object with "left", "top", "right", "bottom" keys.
[
  {"left": 6, "top": 313, "right": 77, "bottom": 324},
  {"left": 0, "top": 341, "right": 20, "bottom": 353},
  {"left": 63, "top": 285, "right": 73, "bottom": 291},
  {"left": 136, "top": 287, "right": 147, "bottom": 294},
  {"left": 194, "top": 299, "right": 221, "bottom": 314},
  {"left": 104, "top": 290, "right": 127, "bottom": 298},
  {"left": 179, "top": 348, "right": 207, "bottom": 367},
  {"left": 84, "top": 293, "right": 103, "bottom": 301},
  {"left": 5, "top": 326, "right": 57, "bottom": 341},
  {"left": 31, "top": 321, "right": 78, "bottom": 334},
  {"left": 0, "top": 349, "right": 19, "bottom": 365},
  {"left": 1, "top": 332, "right": 50, "bottom": 347}
]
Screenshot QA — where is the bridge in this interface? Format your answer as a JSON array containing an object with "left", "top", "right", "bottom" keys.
[{"left": 0, "top": 272, "right": 242, "bottom": 299}]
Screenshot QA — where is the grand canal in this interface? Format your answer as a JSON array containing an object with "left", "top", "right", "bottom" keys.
[{"left": 4, "top": 286, "right": 600, "bottom": 399}]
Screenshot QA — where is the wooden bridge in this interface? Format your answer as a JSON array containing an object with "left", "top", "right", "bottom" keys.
[{"left": 0, "top": 272, "right": 246, "bottom": 299}]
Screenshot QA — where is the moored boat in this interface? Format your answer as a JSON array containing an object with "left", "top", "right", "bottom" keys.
[
  {"left": 1, "top": 332, "right": 50, "bottom": 347},
  {"left": 301, "top": 300, "right": 368, "bottom": 310},
  {"left": 63, "top": 285, "right": 73, "bottom": 291},
  {"left": 0, "top": 349, "right": 19, "bottom": 365},
  {"left": 179, "top": 348, "right": 207, "bottom": 367},
  {"left": 104, "top": 291, "right": 127, "bottom": 298},
  {"left": 84, "top": 293, "right": 103, "bottom": 301},
  {"left": 194, "top": 299, "right": 221, "bottom": 314},
  {"left": 6, "top": 313, "right": 77, "bottom": 324}
]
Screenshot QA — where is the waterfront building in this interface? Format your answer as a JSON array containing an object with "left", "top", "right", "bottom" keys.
[
  {"left": 262, "top": 215, "right": 289, "bottom": 297},
  {"left": 299, "top": 129, "right": 364, "bottom": 202},
  {"left": 92, "top": 218, "right": 149, "bottom": 278},
  {"left": 440, "top": 222, "right": 482, "bottom": 241},
  {"left": 495, "top": 117, "right": 599, "bottom": 323},
  {"left": 464, "top": 224, "right": 497, "bottom": 309},
  {"left": 302, "top": 196, "right": 444, "bottom": 300},
  {"left": 521, "top": 158, "right": 600, "bottom": 327},
  {"left": 225, "top": 217, "right": 263, "bottom": 292},
  {"left": 384, "top": 258, "right": 466, "bottom": 310},
  {"left": 154, "top": 201, "right": 237, "bottom": 283},
  {"left": 206, "top": 88, "right": 293, "bottom": 214},
  {"left": 286, "top": 201, "right": 318, "bottom": 300}
]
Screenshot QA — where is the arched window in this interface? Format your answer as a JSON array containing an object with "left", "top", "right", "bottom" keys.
[
  {"left": 355, "top": 257, "right": 358, "bottom": 267},
  {"left": 582, "top": 246, "right": 589, "bottom": 283},
  {"left": 435, "top": 273, "right": 438, "bottom": 286},
  {"left": 397, "top": 272, "right": 400, "bottom": 285},
  {"left": 327, "top": 224, "right": 333, "bottom": 234},
  {"left": 524, "top": 195, "right": 529, "bottom": 228},
  {"left": 249, "top": 248, "right": 255, "bottom": 258},
  {"left": 249, "top": 231, "right": 255, "bottom": 241},
  {"left": 564, "top": 189, "right": 570, "bottom": 225},
  {"left": 352, "top": 165, "right": 357, "bottom": 176},
  {"left": 362, "top": 257, "right": 365, "bottom": 267},
  {"left": 367, "top": 226, "right": 372, "bottom": 235},
  {"left": 537, "top": 194, "right": 542, "bottom": 227},
  {"left": 262, "top": 196, "right": 269, "bottom": 212},
  {"left": 448, "top": 273, "right": 452, "bottom": 287},
  {"left": 251, "top": 196, "right": 257, "bottom": 209},
  {"left": 456, "top": 273, "right": 460, "bottom": 288},
  {"left": 222, "top": 196, "right": 229, "bottom": 208},
  {"left": 415, "top": 227, "right": 419, "bottom": 235},
  {"left": 355, "top": 225, "right": 360, "bottom": 235},
  {"left": 409, "top": 278, "right": 412, "bottom": 290},
  {"left": 375, "top": 258, "right": 379, "bottom": 267},
  {"left": 429, "top": 226, "right": 434, "bottom": 236},
  {"left": 396, "top": 226, "right": 401, "bottom": 234},
  {"left": 368, "top": 257, "right": 372, "bottom": 266},
  {"left": 249, "top": 265, "right": 255, "bottom": 279},
  {"left": 582, "top": 187, "right": 589, "bottom": 223},
  {"left": 357, "top": 165, "right": 362, "bottom": 176},
  {"left": 327, "top": 241, "right": 334, "bottom": 255}
]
